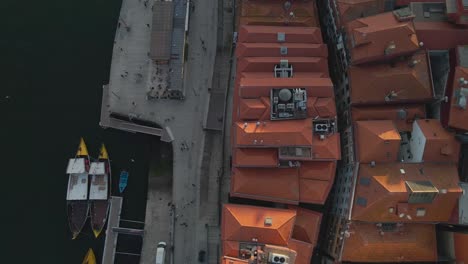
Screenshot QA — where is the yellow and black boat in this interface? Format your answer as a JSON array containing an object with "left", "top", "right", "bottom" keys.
[
  {"left": 82, "top": 248, "right": 96, "bottom": 264},
  {"left": 89, "top": 144, "right": 111, "bottom": 238},
  {"left": 66, "top": 138, "right": 90, "bottom": 240}
]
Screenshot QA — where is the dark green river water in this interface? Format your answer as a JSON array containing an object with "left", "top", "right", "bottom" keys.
[{"left": 1, "top": 0, "right": 156, "bottom": 262}]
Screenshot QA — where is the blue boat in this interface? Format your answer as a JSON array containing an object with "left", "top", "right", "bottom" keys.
[{"left": 119, "top": 170, "right": 128, "bottom": 193}]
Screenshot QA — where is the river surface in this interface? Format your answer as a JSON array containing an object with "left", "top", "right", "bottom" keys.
[{"left": 1, "top": 0, "right": 156, "bottom": 263}]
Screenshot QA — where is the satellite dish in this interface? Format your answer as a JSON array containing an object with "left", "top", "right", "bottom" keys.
[{"left": 278, "top": 89, "right": 292, "bottom": 102}]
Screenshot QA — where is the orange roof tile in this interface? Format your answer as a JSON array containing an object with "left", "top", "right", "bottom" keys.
[
  {"left": 233, "top": 148, "right": 278, "bottom": 167},
  {"left": 352, "top": 163, "right": 462, "bottom": 222},
  {"left": 240, "top": 72, "right": 326, "bottom": 79},
  {"left": 238, "top": 98, "right": 269, "bottom": 120},
  {"left": 239, "top": 0, "right": 319, "bottom": 27},
  {"left": 291, "top": 207, "right": 322, "bottom": 245},
  {"left": 314, "top": 98, "right": 337, "bottom": 117},
  {"left": 351, "top": 105, "right": 426, "bottom": 132},
  {"left": 239, "top": 25, "right": 323, "bottom": 44},
  {"left": 221, "top": 256, "right": 248, "bottom": 264},
  {"left": 234, "top": 119, "right": 313, "bottom": 147},
  {"left": 448, "top": 67, "right": 468, "bottom": 131},
  {"left": 287, "top": 239, "right": 314, "bottom": 264},
  {"left": 336, "top": 0, "right": 386, "bottom": 28},
  {"left": 299, "top": 178, "right": 333, "bottom": 204},
  {"left": 238, "top": 77, "right": 334, "bottom": 98},
  {"left": 414, "top": 21, "right": 468, "bottom": 50},
  {"left": 454, "top": 232, "right": 468, "bottom": 263},
  {"left": 237, "top": 57, "right": 329, "bottom": 76},
  {"left": 230, "top": 167, "right": 299, "bottom": 203},
  {"left": 341, "top": 222, "right": 437, "bottom": 262},
  {"left": 355, "top": 120, "right": 401, "bottom": 163},
  {"left": 412, "top": 119, "right": 460, "bottom": 162},
  {"left": 348, "top": 52, "right": 433, "bottom": 104},
  {"left": 346, "top": 11, "right": 420, "bottom": 64},
  {"left": 311, "top": 133, "right": 341, "bottom": 160},
  {"left": 223, "top": 241, "right": 241, "bottom": 258},
  {"left": 299, "top": 161, "right": 337, "bottom": 181},
  {"left": 221, "top": 204, "right": 296, "bottom": 246},
  {"left": 236, "top": 42, "right": 328, "bottom": 58}
]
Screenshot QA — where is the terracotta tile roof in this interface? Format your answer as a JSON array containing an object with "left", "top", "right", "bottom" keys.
[
  {"left": 239, "top": 25, "right": 323, "bottom": 44},
  {"left": 239, "top": 71, "right": 326, "bottom": 79},
  {"left": 290, "top": 207, "right": 322, "bottom": 245},
  {"left": 341, "top": 222, "right": 437, "bottom": 262},
  {"left": 231, "top": 167, "right": 300, "bottom": 203},
  {"left": 221, "top": 256, "right": 248, "bottom": 264},
  {"left": 346, "top": 11, "right": 420, "bottom": 64},
  {"left": 311, "top": 133, "right": 341, "bottom": 160},
  {"left": 412, "top": 119, "right": 461, "bottom": 162},
  {"left": 286, "top": 239, "right": 313, "bottom": 264},
  {"left": 448, "top": 66, "right": 468, "bottom": 131},
  {"left": 222, "top": 204, "right": 296, "bottom": 246},
  {"left": 299, "top": 161, "right": 337, "bottom": 181},
  {"left": 238, "top": 77, "right": 334, "bottom": 98},
  {"left": 233, "top": 148, "right": 278, "bottom": 167},
  {"left": 414, "top": 21, "right": 468, "bottom": 50},
  {"left": 223, "top": 241, "right": 241, "bottom": 258},
  {"left": 351, "top": 104, "right": 426, "bottom": 132},
  {"left": 454, "top": 232, "right": 468, "bottom": 263},
  {"left": 237, "top": 57, "right": 329, "bottom": 76},
  {"left": 236, "top": 42, "right": 328, "bottom": 58},
  {"left": 352, "top": 163, "right": 462, "bottom": 222},
  {"left": 239, "top": 0, "right": 319, "bottom": 27},
  {"left": 348, "top": 52, "right": 433, "bottom": 104},
  {"left": 238, "top": 97, "right": 270, "bottom": 120},
  {"left": 355, "top": 120, "right": 401, "bottom": 163},
  {"left": 221, "top": 204, "right": 321, "bottom": 264},
  {"left": 336, "top": 0, "right": 387, "bottom": 28},
  {"left": 234, "top": 119, "right": 313, "bottom": 147},
  {"left": 299, "top": 178, "right": 334, "bottom": 204}
]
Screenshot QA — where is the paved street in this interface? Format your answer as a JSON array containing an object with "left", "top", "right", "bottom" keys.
[{"left": 102, "top": 0, "right": 220, "bottom": 263}]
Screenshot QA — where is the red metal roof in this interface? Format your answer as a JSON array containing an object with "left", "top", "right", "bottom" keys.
[
  {"left": 352, "top": 163, "right": 462, "bottom": 222},
  {"left": 346, "top": 11, "right": 420, "bottom": 64},
  {"left": 341, "top": 222, "right": 437, "bottom": 262},
  {"left": 351, "top": 104, "right": 426, "bottom": 132},
  {"left": 448, "top": 66, "right": 468, "bottom": 132},
  {"left": 454, "top": 232, "right": 468, "bottom": 263},
  {"left": 348, "top": 52, "right": 433, "bottom": 104}
]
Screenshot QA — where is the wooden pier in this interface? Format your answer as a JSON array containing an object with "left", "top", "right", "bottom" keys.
[{"left": 102, "top": 196, "right": 123, "bottom": 264}]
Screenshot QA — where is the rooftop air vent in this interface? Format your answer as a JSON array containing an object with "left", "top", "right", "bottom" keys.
[
  {"left": 270, "top": 88, "right": 307, "bottom": 120},
  {"left": 264, "top": 217, "right": 272, "bottom": 226},
  {"left": 393, "top": 7, "right": 415, "bottom": 21},
  {"left": 280, "top": 46, "right": 288, "bottom": 55},
  {"left": 277, "top": 32, "right": 285, "bottom": 42},
  {"left": 455, "top": 88, "right": 468, "bottom": 109},
  {"left": 274, "top": 59, "right": 293, "bottom": 78},
  {"left": 313, "top": 119, "right": 336, "bottom": 134},
  {"left": 269, "top": 253, "right": 289, "bottom": 264}
]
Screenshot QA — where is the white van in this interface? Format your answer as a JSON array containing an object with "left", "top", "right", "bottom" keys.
[{"left": 155, "top": 242, "right": 167, "bottom": 264}]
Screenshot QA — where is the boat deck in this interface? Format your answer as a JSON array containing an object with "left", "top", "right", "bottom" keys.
[
  {"left": 90, "top": 174, "right": 108, "bottom": 200},
  {"left": 66, "top": 173, "right": 88, "bottom": 200}
]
